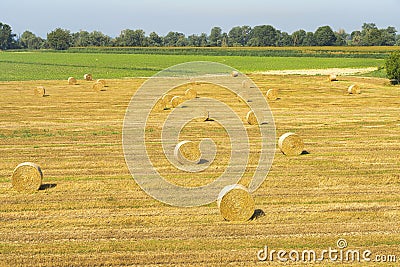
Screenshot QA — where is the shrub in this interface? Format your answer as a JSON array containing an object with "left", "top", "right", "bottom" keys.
[{"left": 385, "top": 51, "right": 400, "bottom": 81}]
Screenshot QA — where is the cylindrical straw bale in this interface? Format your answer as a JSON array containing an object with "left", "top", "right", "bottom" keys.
[
  {"left": 278, "top": 132, "right": 304, "bottom": 156},
  {"left": 246, "top": 110, "right": 258, "bottom": 125},
  {"left": 171, "top": 96, "right": 184, "bottom": 108},
  {"left": 92, "top": 81, "right": 104, "bottom": 91},
  {"left": 162, "top": 94, "right": 174, "bottom": 108},
  {"left": 174, "top": 140, "right": 201, "bottom": 163},
  {"left": 68, "top": 77, "right": 77, "bottom": 85},
  {"left": 231, "top": 71, "right": 239, "bottom": 77},
  {"left": 12, "top": 162, "right": 43, "bottom": 192},
  {"left": 266, "top": 89, "right": 278, "bottom": 101},
  {"left": 348, "top": 84, "right": 361, "bottom": 94},
  {"left": 34, "top": 86, "right": 46, "bottom": 97},
  {"left": 96, "top": 79, "right": 106, "bottom": 86},
  {"left": 185, "top": 88, "right": 197, "bottom": 99},
  {"left": 328, "top": 74, "right": 338, "bottom": 81},
  {"left": 217, "top": 184, "right": 255, "bottom": 221},
  {"left": 84, "top": 74, "right": 93, "bottom": 81}
]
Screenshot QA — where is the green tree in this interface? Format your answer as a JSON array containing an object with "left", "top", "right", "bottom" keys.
[
  {"left": 303, "top": 32, "right": 316, "bottom": 46},
  {"left": 199, "top": 33, "right": 209, "bottom": 47},
  {"left": 163, "top": 31, "right": 185, "bottom": 46},
  {"left": 381, "top": 26, "right": 397, "bottom": 46},
  {"left": 276, "top": 31, "right": 292, "bottom": 46},
  {"left": 89, "top": 31, "right": 112, "bottom": 46},
  {"left": 360, "top": 23, "right": 382, "bottom": 46},
  {"left": 116, "top": 29, "right": 146, "bottom": 46},
  {"left": 385, "top": 51, "right": 400, "bottom": 81},
  {"left": 228, "top": 26, "right": 251, "bottom": 46},
  {"left": 292, "top": 29, "right": 307, "bottom": 46},
  {"left": 148, "top": 32, "right": 163, "bottom": 46},
  {"left": 47, "top": 28, "right": 72, "bottom": 50},
  {"left": 314, "top": 26, "right": 336, "bottom": 46},
  {"left": 19, "top": 31, "right": 44, "bottom": 49},
  {"left": 176, "top": 35, "right": 188, "bottom": 46},
  {"left": 209, "top": 27, "right": 222, "bottom": 46},
  {"left": 248, "top": 25, "right": 278, "bottom": 46},
  {"left": 334, "top": 29, "right": 349, "bottom": 46},
  {"left": 72, "top": 30, "right": 90, "bottom": 46},
  {"left": 0, "top": 22, "right": 16, "bottom": 50},
  {"left": 350, "top": 31, "right": 362, "bottom": 45}
]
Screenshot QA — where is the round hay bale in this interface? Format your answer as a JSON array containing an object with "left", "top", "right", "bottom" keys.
[
  {"left": 12, "top": 162, "right": 43, "bottom": 192},
  {"left": 246, "top": 110, "right": 258, "bottom": 125},
  {"left": 171, "top": 96, "right": 184, "bottom": 108},
  {"left": 231, "top": 71, "right": 239, "bottom": 77},
  {"left": 174, "top": 140, "right": 201, "bottom": 163},
  {"left": 348, "top": 84, "right": 361, "bottom": 94},
  {"left": 34, "top": 86, "right": 46, "bottom": 97},
  {"left": 92, "top": 81, "right": 105, "bottom": 91},
  {"left": 96, "top": 79, "right": 106, "bottom": 86},
  {"left": 217, "top": 184, "right": 255, "bottom": 221},
  {"left": 266, "top": 89, "right": 278, "bottom": 101},
  {"left": 68, "top": 77, "right": 77, "bottom": 85},
  {"left": 242, "top": 80, "right": 250, "bottom": 88},
  {"left": 162, "top": 94, "right": 174, "bottom": 108},
  {"left": 153, "top": 99, "right": 166, "bottom": 112},
  {"left": 84, "top": 74, "right": 93, "bottom": 81},
  {"left": 328, "top": 74, "right": 338, "bottom": 82},
  {"left": 278, "top": 132, "right": 304, "bottom": 156},
  {"left": 185, "top": 88, "right": 197, "bottom": 99}
]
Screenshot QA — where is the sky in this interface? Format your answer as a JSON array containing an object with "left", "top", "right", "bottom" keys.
[{"left": 2, "top": 0, "right": 400, "bottom": 38}]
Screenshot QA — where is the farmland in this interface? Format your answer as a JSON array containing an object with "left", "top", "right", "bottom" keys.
[
  {"left": 0, "top": 49, "right": 387, "bottom": 81},
  {"left": 0, "top": 49, "right": 399, "bottom": 266}
]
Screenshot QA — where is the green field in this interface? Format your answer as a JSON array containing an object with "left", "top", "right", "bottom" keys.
[{"left": 0, "top": 51, "right": 384, "bottom": 81}]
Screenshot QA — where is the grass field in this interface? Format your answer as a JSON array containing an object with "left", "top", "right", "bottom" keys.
[
  {"left": 0, "top": 51, "right": 384, "bottom": 81},
  {"left": 0, "top": 70, "right": 399, "bottom": 265}
]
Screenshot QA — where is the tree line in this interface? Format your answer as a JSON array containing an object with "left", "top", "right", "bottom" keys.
[{"left": 0, "top": 22, "right": 399, "bottom": 50}]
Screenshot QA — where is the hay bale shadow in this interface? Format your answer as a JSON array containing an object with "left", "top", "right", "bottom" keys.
[
  {"left": 301, "top": 150, "right": 310, "bottom": 155},
  {"left": 39, "top": 183, "right": 57, "bottom": 190},
  {"left": 198, "top": 159, "right": 209, "bottom": 164},
  {"left": 250, "top": 209, "right": 265, "bottom": 220}
]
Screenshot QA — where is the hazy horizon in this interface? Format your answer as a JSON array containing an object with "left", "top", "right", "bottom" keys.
[{"left": 2, "top": 0, "right": 400, "bottom": 37}]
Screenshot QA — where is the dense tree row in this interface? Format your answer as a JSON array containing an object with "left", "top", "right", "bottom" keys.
[{"left": 0, "top": 22, "right": 399, "bottom": 50}]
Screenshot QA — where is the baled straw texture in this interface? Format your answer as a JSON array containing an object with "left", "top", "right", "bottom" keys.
[
  {"left": 231, "top": 71, "right": 239, "bottom": 77},
  {"left": 34, "top": 86, "right": 46, "bottom": 97},
  {"left": 84, "top": 74, "right": 93, "bottom": 81},
  {"left": 328, "top": 74, "right": 338, "bottom": 81},
  {"left": 171, "top": 96, "right": 184, "bottom": 108},
  {"left": 153, "top": 98, "right": 166, "bottom": 112},
  {"left": 96, "top": 79, "right": 106, "bottom": 86},
  {"left": 217, "top": 184, "right": 255, "bottom": 221},
  {"left": 174, "top": 140, "right": 201, "bottom": 163},
  {"left": 92, "top": 81, "right": 105, "bottom": 91},
  {"left": 278, "top": 132, "right": 304, "bottom": 156},
  {"left": 348, "top": 84, "right": 361, "bottom": 94},
  {"left": 162, "top": 94, "right": 174, "bottom": 109},
  {"left": 246, "top": 110, "right": 258, "bottom": 125},
  {"left": 12, "top": 162, "right": 43, "bottom": 193},
  {"left": 266, "top": 89, "right": 278, "bottom": 101},
  {"left": 68, "top": 77, "right": 77, "bottom": 85},
  {"left": 185, "top": 88, "right": 197, "bottom": 99}
]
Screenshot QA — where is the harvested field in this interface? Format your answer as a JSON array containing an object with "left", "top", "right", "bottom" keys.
[{"left": 0, "top": 74, "right": 398, "bottom": 266}]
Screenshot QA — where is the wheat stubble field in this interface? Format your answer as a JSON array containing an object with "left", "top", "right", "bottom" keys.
[{"left": 0, "top": 73, "right": 399, "bottom": 266}]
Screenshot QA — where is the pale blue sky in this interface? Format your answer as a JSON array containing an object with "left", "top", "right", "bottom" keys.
[{"left": 2, "top": 0, "right": 399, "bottom": 37}]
